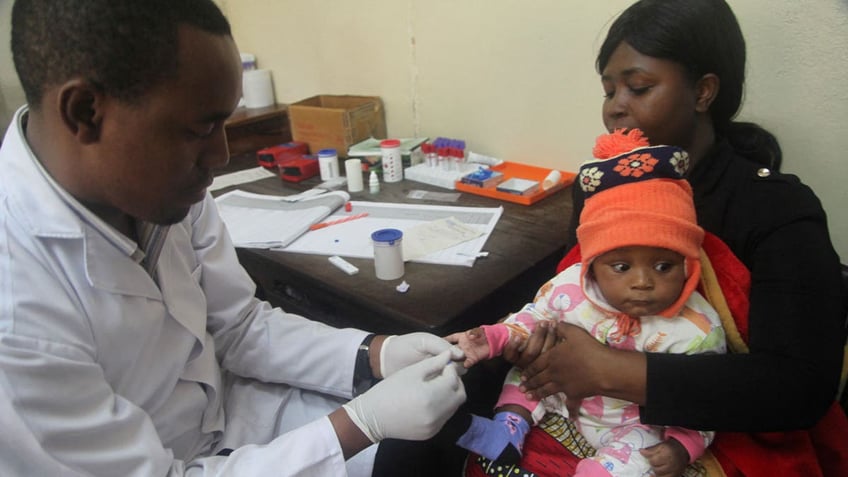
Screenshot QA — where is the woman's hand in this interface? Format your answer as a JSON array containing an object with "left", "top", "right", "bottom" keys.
[
  {"left": 501, "top": 320, "right": 557, "bottom": 368},
  {"left": 518, "top": 322, "right": 603, "bottom": 416},
  {"left": 519, "top": 322, "right": 648, "bottom": 416}
]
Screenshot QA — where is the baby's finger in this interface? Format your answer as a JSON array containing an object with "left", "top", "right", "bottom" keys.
[{"left": 444, "top": 332, "right": 462, "bottom": 344}]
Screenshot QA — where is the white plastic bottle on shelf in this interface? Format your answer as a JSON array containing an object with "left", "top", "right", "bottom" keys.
[
  {"left": 369, "top": 170, "right": 380, "bottom": 194},
  {"left": 317, "top": 148, "right": 340, "bottom": 181}
]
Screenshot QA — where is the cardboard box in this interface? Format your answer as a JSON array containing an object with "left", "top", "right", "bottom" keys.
[{"left": 288, "top": 95, "right": 387, "bottom": 157}]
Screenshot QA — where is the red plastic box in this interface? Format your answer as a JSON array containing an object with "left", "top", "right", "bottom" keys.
[{"left": 256, "top": 141, "right": 309, "bottom": 169}]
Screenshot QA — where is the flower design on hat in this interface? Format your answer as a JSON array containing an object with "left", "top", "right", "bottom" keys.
[
  {"left": 579, "top": 166, "right": 604, "bottom": 192},
  {"left": 670, "top": 150, "right": 690, "bottom": 177},
  {"left": 613, "top": 153, "right": 658, "bottom": 178}
]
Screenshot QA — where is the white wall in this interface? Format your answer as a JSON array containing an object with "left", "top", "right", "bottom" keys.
[
  {"left": 222, "top": 0, "right": 848, "bottom": 261},
  {"left": 2, "top": 1, "right": 847, "bottom": 261}
]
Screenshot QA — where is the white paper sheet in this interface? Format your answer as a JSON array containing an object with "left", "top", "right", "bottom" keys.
[
  {"left": 279, "top": 201, "right": 502, "bottom": 267},
  {"left": 210, "top": 166, "right": 276, "bottom": 191}
]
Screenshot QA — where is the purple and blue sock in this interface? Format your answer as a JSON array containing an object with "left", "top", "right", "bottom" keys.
[{"left": 456, "top": 411, "right": 530, "bottom": 465}]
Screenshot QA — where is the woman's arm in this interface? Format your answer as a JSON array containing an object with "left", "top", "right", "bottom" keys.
[
  {"left": 644, "top": 217, "right": 844, "bottom": 431},
  {"left": 520, "top": 323, "right": 647, "bottom": 418},
  {"left": 522, "top": 215, "right": 845, "bottom": 432}
]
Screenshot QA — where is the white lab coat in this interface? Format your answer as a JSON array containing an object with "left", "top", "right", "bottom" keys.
[{"left": 0, "top": 107, "right": 375, "bottom": 476}]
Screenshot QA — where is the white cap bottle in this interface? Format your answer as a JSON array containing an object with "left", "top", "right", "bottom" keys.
[{"left": 369, "top": 170, "right": 380, "bottom": 194}]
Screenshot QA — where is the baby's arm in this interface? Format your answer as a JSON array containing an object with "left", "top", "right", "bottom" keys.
[
  {"left": 446, "top": 322, "right": 533, "bottom": 368},
  {"left": 446, "top": 271, "right": 567, "bottom": 368}
]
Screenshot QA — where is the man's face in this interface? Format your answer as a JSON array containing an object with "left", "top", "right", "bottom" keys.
[{"left": 93, "top": 25, "right": 242, "bottom": 225}]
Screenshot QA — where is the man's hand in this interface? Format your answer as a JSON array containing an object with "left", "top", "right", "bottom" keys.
[
  {"left": 379, "top": 332, "right": 463, "bottom": 378},
  {"left": 640, "top": 439, "right": 690, "bottom": 477},
  {"left": 342, "top": 350, "right": 466, "bottom": 442}
]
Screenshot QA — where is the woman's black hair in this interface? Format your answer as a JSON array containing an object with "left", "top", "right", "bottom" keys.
[
  {"left": 12, "top": 0, "right": 231, "bottom": 109},
  {"left": 596, "top": 0, "right": 781, "bottom": 170}
]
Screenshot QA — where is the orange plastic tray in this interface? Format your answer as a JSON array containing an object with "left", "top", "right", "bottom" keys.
[{"left": 455, "top": 161, "right": 575, "bottom": 205}]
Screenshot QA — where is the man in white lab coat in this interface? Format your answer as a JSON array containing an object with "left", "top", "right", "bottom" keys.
[{"left": 0, "top": 0, "right": 466, "bottom": 475}]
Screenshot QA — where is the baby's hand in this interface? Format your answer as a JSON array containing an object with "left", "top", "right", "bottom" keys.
[
  {"left": 639, "top": 438, "right": 689, "bottom": 477},
  {"left": 444, "top": 327, "right": 491, "bottom": 368}
]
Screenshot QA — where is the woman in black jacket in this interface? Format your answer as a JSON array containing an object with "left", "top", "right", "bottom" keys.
[{"left": 510, "top": 0, "right": 845, "bottom": 475}]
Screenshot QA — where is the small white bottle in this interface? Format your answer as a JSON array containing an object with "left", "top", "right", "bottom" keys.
[{"left": 369, "top": 170, "right": 380, "bottom": 194}]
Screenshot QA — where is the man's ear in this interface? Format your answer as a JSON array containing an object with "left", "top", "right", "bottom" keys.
[
  {"left": 694, "top": 73, "right": 720, "bottom": 113},
  {"left": 57, "top": 79, "right": 103, "bottom": 144}
]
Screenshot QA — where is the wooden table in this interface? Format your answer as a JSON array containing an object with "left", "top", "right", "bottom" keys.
[{"left": 225, "top": 175, "right": 573, "bottom": 335}]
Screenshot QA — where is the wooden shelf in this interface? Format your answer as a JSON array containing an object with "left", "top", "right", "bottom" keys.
[{"left": 225, "top": 103, "right": 292, "bottom": 159}]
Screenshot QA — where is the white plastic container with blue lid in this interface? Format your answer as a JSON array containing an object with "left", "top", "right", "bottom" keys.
[
  {"left": 318, "top": 148, "right": 340, "bottom": 180},
  {"left": 371, "top": 228, "right": 404, "bottom": 280}
]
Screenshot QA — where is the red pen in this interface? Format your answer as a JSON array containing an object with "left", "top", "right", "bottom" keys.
[{"left": 309, "top": 212, "right": 369, "bottom": 231}]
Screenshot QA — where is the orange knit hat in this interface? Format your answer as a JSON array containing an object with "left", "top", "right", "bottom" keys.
[{"left": 576, "top": 129, "right": 704, "bottom": 317}]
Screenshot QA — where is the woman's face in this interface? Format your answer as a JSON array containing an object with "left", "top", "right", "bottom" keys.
[{"left": 600, "top": 42, "right": 701, "bottom": 151}]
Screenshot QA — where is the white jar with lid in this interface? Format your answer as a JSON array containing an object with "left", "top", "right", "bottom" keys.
[
  {"left": 318, "top": 148, "right": 340, "bottom": 181},
  {"left": 371, "top": 228, "right": 404, "bottom": 280},
  {"left": 380, "top": 139, "right": 403, "bottom": 183}
]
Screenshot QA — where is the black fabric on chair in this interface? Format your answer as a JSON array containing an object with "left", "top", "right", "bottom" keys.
[{"left": 841, "top": 264, "right": 848, "bottom": 414}]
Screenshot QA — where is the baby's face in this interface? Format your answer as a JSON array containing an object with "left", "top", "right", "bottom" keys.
[{"left": 590, "top": 246, "right": 687, "bottom": 317}]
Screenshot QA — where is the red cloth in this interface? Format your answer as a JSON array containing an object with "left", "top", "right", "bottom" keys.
[
  {"left": 697, "top": 232, "right": 749, "bottom": 343},
  {"left": 466, "top": 232, "right": 848, "bottom": 477}
]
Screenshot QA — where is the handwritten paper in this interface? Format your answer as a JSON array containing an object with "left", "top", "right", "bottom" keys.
[{"left": 402, "top": 217, "right": 483, "bottom": 260}]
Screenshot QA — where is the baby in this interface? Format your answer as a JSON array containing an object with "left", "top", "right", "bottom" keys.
[{"left": 448, "top": 129, "right": 727, "bottom": 476}]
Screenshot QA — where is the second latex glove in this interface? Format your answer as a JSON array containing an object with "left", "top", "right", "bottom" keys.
[
  {"left": 343, "top": 350, "right": 466, "bottom": 442},
  {"left": 380, "top": 332, "right": 464, "bottom": 378}
]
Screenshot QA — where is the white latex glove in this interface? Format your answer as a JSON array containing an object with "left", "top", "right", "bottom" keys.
[
  {"left": 380, "top": 332, "right": 465, "bottom": 378},
  {"left": 343, "top": 350, "right": 466, "bottom": 442}
]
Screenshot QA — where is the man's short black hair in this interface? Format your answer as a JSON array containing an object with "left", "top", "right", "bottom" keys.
[{"left": 11, "top": 0, "right": 232, "bottom": 109}]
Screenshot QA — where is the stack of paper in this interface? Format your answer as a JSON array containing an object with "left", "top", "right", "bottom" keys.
[{"left": 216, "top": 190, "right": 349, "bottom": 248}]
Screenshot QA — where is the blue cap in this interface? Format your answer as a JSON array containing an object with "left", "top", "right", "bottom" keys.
[
  {"left": 371, "top": 228, "right": 403, "bottom": 245},
  {"left": 318, "top": 148, "right": 337, "bottom": 157}
]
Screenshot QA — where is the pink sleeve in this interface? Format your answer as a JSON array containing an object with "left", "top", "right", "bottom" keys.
[
  {"left": 481, "top": 324, "right": 511, "bottom": 358},
  {"left": 664, "top": 427, "right": 710, "bottom": 463}
]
